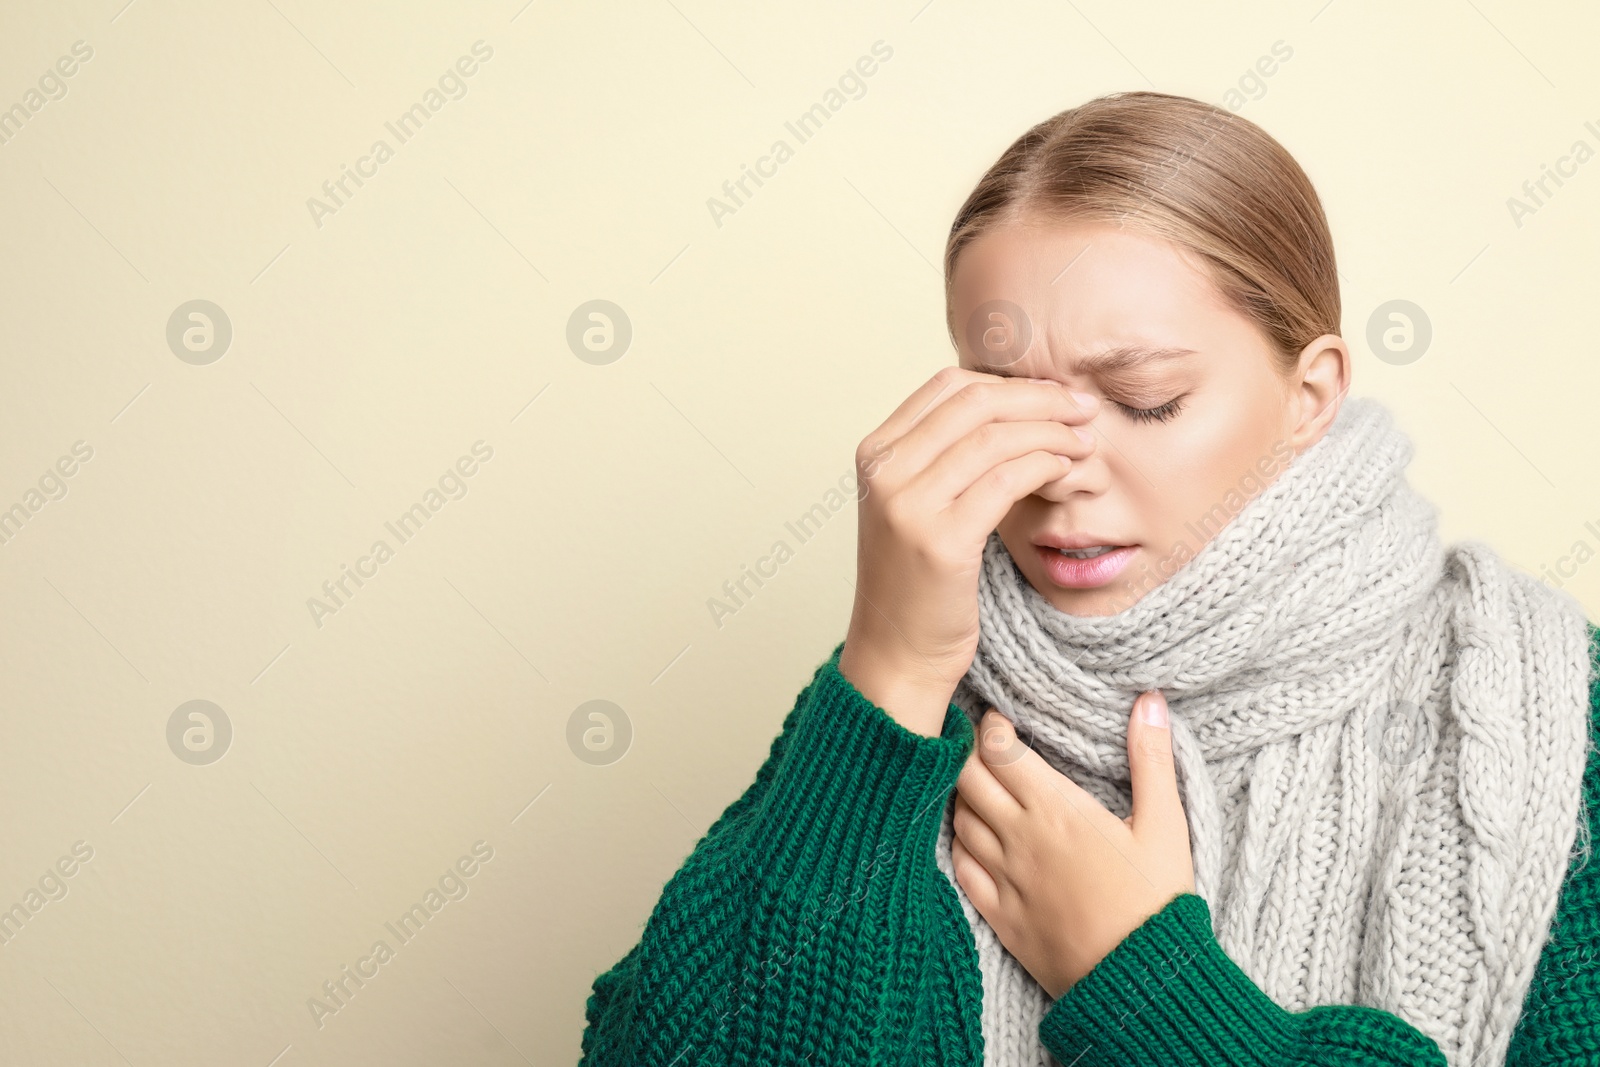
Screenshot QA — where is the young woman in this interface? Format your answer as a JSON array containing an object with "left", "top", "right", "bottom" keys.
[{"left": 577, "top": 91, "right": 1600, "bottom": 1066}]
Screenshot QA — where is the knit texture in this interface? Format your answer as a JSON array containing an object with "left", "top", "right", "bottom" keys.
[
  {"left": 938, "top": 396, "right": 1595, "bottom": 1066},
  {"left": 578, "top": 630, "right": 1600, "bottom": 1065},
  {"left": 580, "top": 647, "right": 986, "bottom": 1066}
]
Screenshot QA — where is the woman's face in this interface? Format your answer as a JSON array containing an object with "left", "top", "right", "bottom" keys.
[{"left": 950, "top": 215, "right": 1349, "bottom": 617}]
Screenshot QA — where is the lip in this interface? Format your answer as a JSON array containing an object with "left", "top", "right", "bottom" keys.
[
  {"left": 1032, "top": 532, "right": 1133, "bottom": 551},
  {"left": 1033, "top": 542, "right": 1137, "bottom": 589}
]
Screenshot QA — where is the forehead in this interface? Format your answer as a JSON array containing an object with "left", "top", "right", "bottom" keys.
[{"left": 950, "top": 218, "right": 1230, "bottom": 370}]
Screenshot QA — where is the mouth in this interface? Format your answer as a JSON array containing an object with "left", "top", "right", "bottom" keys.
[
  {"left": 1051, "top": 545, "right": 1123, "bottom": 559},
  {"left": 1031, "top": 540, "right": 1137, "bottom": 589}
]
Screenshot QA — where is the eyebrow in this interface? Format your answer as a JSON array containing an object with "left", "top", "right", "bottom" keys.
[{"left": 983, "top": 344, "right": 1197, "bottom": 377}]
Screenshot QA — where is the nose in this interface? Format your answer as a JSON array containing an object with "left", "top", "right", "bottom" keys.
[{"left": 1033, "top": 423, "right": 1105, "bottom": 502}]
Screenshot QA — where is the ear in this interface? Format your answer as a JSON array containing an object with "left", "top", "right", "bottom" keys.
[{"left": 1287, "top": 332, "right": 1350, "bottom": 453}]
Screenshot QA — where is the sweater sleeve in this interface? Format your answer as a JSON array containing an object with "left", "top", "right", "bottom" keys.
[
  {"left": 1504, "top": 623, "right": 1600, "bottom": 1065},
  {"left": 577, "top": 639, "right": 986, "bottom": 1067},
  {"left": 1037, "top": 891, "right": 1446, "bottom": 1066},
  {"left": 1040, "top": 623, "right": 1600, "bottom": 1067}
]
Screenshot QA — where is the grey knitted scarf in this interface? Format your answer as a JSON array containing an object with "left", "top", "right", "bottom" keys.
[{"left": 932, "top": 395, "right": 1595, "bottom": 1066}]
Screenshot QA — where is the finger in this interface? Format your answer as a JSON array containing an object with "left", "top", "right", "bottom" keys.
[
  {"left": 907, "top": 418, "right": 1095, "bottom": 509},
  {"left": 952, "top": 792, "right": 1005, "bottom": 869},
  {"left": 872, "top": 367, "right": 991, "bottom": 443},
  {"left": 879, "top": 377, "right": 1099, "bottom": 488},
  {"left": 975, "top": 709, "right": 1104, "bottom": 822},
  {"left": 940, "top": 450, "right": 1087, "bottom": 543},
  {"left": 876, "top": 368, "right": 1097, "bottom": 448},
  {"left": 951, "top": 834, "right": 1001, "bottom": 915},
  {"left": 1128, "top": 691, "right": 1186, "bottom": 838},
  {"left": 956, "top": 746, "right": 1023, "bottom": 823}
]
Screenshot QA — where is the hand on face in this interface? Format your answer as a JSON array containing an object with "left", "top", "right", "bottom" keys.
[{"left": 950, "top": 692, "right": 1196, "bottom": 998}]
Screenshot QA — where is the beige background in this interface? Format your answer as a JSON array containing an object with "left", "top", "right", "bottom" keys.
[{"left": 0, "top": 0, "right": 1596, "bottom": 1063}]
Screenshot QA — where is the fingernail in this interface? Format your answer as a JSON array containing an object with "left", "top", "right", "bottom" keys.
[
  {"left": 1069, "top": 390, "right": 1098, "bottom": 409},
  {"left": 1074, "top": 426, "right": 1094, "bottom": 443},
  {"left": 1140, "top": 691, "right": 1168, "bottom": 727},
  {"left": 1024, "top": 377, "right": 1060, "bottom": 385}
]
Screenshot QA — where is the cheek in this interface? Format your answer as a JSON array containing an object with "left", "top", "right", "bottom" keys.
[{"left": 1118, "top": 408, "right": 1272, "bottom": 533}]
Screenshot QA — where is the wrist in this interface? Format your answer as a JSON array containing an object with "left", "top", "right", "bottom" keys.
[{"left": 836, "top": 641, "right": 957, "bottom": 737}]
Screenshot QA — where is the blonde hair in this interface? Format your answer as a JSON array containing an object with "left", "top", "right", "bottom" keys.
[{"left": 943, "top": 90, "right": 1339, "bottom": 375}]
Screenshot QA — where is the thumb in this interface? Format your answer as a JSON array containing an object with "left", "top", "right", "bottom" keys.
[{"left": 1128, "top": 690, "right": 1183, "bottom": 834}]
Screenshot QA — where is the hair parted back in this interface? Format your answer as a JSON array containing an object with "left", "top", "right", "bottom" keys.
[{"left": 943, "top": 90, "right": 1340, "bottom": 374}]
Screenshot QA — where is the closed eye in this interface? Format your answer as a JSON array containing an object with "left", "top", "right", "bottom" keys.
[{"left": 1114, "top": 395, "right": 1187, "bottom": 424}]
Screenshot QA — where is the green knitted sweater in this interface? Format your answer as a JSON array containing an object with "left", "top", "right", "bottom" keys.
[{"left": 579, "top": 623, "right": 1600, "bottom": 1065}]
